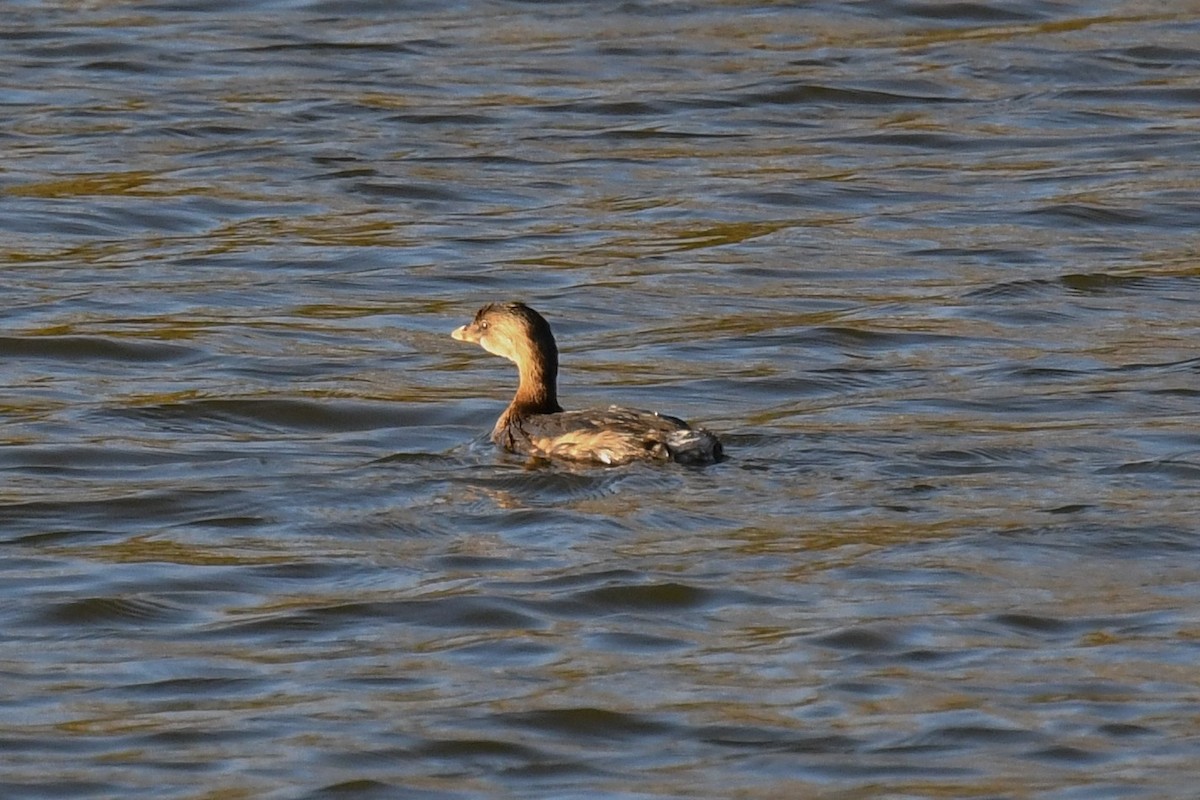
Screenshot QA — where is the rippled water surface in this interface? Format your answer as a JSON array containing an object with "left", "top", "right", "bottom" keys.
[{"left": 3, "top": 1, "right": 1200, "bottom": 797}]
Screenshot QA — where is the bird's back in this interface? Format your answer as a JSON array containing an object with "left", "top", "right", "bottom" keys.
[{"left": 499, "top": 405, "right": 722, "bottom": 465}]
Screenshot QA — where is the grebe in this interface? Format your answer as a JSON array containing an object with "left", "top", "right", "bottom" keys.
[{"left": 451, "top": 302, "right": 723, "bottom": 465}]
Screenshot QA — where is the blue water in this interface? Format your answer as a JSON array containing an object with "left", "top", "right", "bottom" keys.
[{"left": 2, "top": 1, "right": 1199, "bottom": 797}]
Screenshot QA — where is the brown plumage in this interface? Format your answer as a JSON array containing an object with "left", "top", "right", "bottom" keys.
[{"left": 451, "top": 302, "right": 723, "bottom": 465}]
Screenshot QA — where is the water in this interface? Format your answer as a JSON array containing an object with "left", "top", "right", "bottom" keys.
[{"left": 3, "top": 1, "right": 1199, "bottom": 797}]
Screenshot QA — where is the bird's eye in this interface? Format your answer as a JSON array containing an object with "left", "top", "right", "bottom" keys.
[{"left": 479, "top": 321, "right": 489, "bottom": 330}]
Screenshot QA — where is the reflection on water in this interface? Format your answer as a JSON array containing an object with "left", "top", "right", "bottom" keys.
[{"left": 2, "top": 0, "right": 1199, "bottom": 797}]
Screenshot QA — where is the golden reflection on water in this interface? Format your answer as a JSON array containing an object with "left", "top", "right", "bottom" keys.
[{"left": 2, "top": 0, "right": 1199, "bottom": 797}]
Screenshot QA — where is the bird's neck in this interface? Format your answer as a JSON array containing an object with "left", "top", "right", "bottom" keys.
[{"left": 511, "top": 356, "right": 561, "bottom": 416}]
